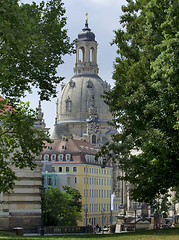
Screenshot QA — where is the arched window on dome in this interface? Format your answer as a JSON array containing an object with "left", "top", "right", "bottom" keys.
[
  {"left": 65, "top": 97, "right": 72, "bottom": 112},
  {"left": 79, "top": 46, "right": 85, "bottom": 63},
  {"left": 87, "top": 80, "right": 93, "bottom": 88},
  {"left": 69, "top": 80, "right": 75, "bottom": 88},
  {"left": 90, "top": 47, "right": 95, "bottom": 62},
  {"left": 92, "top": 134, "right": 97, "bottom": 144}
]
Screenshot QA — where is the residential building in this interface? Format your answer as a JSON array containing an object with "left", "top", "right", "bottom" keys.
[{"left": 41, "top": 138, "right": 120, "bottom": 226}]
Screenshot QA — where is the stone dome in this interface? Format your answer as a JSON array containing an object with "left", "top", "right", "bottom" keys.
[
  {"left": 78, "top": 24, "right": 95, "bottom": 42},
  {"left": 52, "top": 19, "right": 116, "bottom": 146},
  {"left": 56, "top": 74, "right": 111, "bottom": 124}
]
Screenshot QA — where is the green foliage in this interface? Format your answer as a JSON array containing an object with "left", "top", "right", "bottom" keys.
[
  {"left": 44, "top": 187, "right": 82, "bottom": 226},
  {"left": 101, "top": 0, "right": 179, "bottom": 203},
  {"left": 0, "top": 0, "right": 74, "bottom": 101},
  {"left": 63, "top": 185, "right": 82, "bottom": 212},
  {"left": 0, "top": 0, "right": 74, "bottom": 193},
  {"left": 156, "top": 194, "right": 171, "bottom": 217},
  {"left": 0, "top": 99, "right": 51, "bottom": 193}
]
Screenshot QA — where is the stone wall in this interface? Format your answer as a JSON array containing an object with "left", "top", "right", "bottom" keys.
[{"left": 0, "top": 163, "right": 42, "bottom": 232}]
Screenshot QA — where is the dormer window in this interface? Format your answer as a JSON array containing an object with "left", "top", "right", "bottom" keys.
[
  {"left": 69, "top": 80, "right": 75, "bottom": 88},
  {"left": 87, "top": 80, "right": 93, "bottom": 88},
  {"left": 47, "top": 146, "right": 52, "bottom": 150},
  {"left": 66, "top": 154, "right": 71, "bottom": 161},
  {"left": 59, "top": 154, "right": 63, "bottom": 161},
  {"left": 44, "top": 154, "right": 49, "bottom": 161},
  {"left": 51, "top": 154, "right": 56, "bottom": 161},
  {"left": 62, "top": 145, "right": 66, "bottom": 150}
]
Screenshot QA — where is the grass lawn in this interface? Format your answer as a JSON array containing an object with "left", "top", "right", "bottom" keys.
[{"left": 0, "top": 228, "right": 179, "bottom": 240}]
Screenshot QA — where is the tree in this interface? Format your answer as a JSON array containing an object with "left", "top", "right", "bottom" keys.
[
  {"left": 44, "top": 187, "right": 82, "bottom": 226},
  {"left": 0, "top": 0, "right": 74, "bottom": 101},
  {"left": 101, "top": 0, "right": 179, "bottom": 203},
  {"left": 63, "top": 185, "right": 82, "bottom": 212},
  {"left": 0, "top": 0, "right": 74, "bottom": 193}
]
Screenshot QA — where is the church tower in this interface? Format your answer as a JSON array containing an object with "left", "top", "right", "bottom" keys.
[{"left": 52, "top": 15, "right": 116, "bottom": 148}]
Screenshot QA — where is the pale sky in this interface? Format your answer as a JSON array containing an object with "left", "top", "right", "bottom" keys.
[{"left": 21, "top": 0, "right": 127, "bottom": 135}]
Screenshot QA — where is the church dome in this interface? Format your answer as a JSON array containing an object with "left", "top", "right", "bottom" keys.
[
  {"left": 56, "top": 74, "right": 111, "bottom": 124},
  {"left": 78, "top": 24, "right": 95, "bottom": 42},
  {"left": 52, "top": 16, "right": 116, "bottom": 145}
]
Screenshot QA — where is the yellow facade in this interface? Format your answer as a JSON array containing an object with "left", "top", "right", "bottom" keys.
[{"left": 52, "top": 162, "right": 120, "bottom": 227}]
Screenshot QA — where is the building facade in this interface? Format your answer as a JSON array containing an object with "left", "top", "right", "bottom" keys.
[
  {"left": 0, "top": 101, "right": 48, "bottom": 232},
  {"left": 41, "top": 138, "right": 120, "bottom": 226}
]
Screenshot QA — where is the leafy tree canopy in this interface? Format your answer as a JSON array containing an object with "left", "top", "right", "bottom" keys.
[
  {"left": 0, "top": 0, "right": 74, "bottom": 101},
  {"left": 0, "top": 0, "right": 74, "bottom": 193},
  {"left": 63, "top": 185, "right": 82, "bottom": 212},
  {"left": 101, "top": 0, "right": 179, "bottom": 203},
  {"left": 44, "top": 187, "right": 82, "bottom": 226}
]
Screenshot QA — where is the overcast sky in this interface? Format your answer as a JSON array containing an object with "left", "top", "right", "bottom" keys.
[{"left": 21, "top": 0, "right": 127, "bottom": 135}]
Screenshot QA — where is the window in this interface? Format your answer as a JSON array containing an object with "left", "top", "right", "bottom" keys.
[
  {"left": 66, "top": 154, "right": 71, "bottom": 161},
  {"left": 69, "top": 80, "right": 75, "bottom": 88},
  {"left": 65, "top": 96, "right": 72, "bottom": 112},
  {"left": 66, "top": 167, "right": 70, "bottom": 172},
  {"left": 62, "top": 145, "right": 66, "bottom": 150},
  {"left": 47, "top": 177, "right": 52, "bottom": 185},
  {"left": 51, "top": 154, "right": 56, "bottom": 161},
  {"left": 75, "top": 177, "right": 77, "bottom": 184},
  {"left": 92, "top": 134, "right": 96, "bottom": 144},
  {"left": 42, "top": 176, "right": 44, "bottom": 186},
  {"left": 87, "top": 80, "right": 93, "bottom": 88},
  {"left": 84, "top": 167, "right": 86, "bottom": 172},
  {"left": 59, "top": 167, "right": 62, "bottom": 172},
  {"left": 44, "top": 154, "right": 49, "bottom": 161},
  {"left": 73, "top": 167, "right": 77, "bottom": 172},
  {"left": 79, "top": 46, "right": 85, "bottom": 62},
  {"left": 59, "top": 154, "right": 63, "bottom": 161}
]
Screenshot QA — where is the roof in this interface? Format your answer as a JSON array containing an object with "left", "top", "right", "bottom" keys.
[{"left": 42, "top": 138, "right": 97, "bottom": 155}]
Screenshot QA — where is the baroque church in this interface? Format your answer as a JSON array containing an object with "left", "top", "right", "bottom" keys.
[{"left": 52, "top": 16, "right": 117, "bottom": 148}]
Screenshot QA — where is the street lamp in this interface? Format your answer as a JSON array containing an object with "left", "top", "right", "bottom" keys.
[
  {"left": 101, "top": 208, "right": 105, "bottom": 234},
  {"left": 39, "top": 184, "right": 45, "bottom": 236},
  {"left": 84, "top": 208, "right": 88, "bottom": 233}
]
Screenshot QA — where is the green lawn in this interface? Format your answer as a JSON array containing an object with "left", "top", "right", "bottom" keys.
[{"left": 0, "top": 228, "right": 179, "bottom": 240}]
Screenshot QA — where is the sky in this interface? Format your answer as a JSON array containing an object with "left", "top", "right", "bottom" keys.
[{"left": 21, "top": 0, "right": 127, "bottom": 135}]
